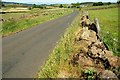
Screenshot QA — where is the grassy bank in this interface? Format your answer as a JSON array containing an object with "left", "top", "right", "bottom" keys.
[
  {"left": 89, "top": 8, "right": 119, "bottom": 56},
  {"left": 37, "top": 12, "right": 80, "bottom": 78},
  {"left": 2, "top": 8, "right": 72, "bottom": 36}
]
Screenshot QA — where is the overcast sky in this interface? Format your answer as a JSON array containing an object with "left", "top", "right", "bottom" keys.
[{"left": 2, "top": 0, "right": 118, "bottom": 4}]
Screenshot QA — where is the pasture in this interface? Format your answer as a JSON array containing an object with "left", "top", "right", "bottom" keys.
[
  {"left": 1, "top": 8, "right": 72, "bottom": 36},
  {"left": 82, "top": 4, "right": 117, "bottom": 10},
  {"left": 89, "top": 8, "right": 119, "bottom": 55}
]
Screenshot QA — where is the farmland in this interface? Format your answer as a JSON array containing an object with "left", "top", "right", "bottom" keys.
[
  {"left": 89, "top": 8, "right": 119, "bottom": 55},
  {"left": 37, "top": 6, "right": 119, "bottom": 78},
  {"left": 82, "top": 4, "right": 118, "bottom": 10},
  {"left": 1, "top": 8, "right": 72, "bottom": 36}
]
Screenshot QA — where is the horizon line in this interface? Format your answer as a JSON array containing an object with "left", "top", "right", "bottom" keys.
[{"left": 2, "top": 1, "right": 117, "bottom": 5}]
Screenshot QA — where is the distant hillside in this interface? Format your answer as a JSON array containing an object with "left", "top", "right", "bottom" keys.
[
  {"left": 1, "top": 1, "right": 61, "bottom": 6},
  {"left": 2, "top": 1, "right": 18, "bottom": 4},
  {"left": 80, "top": 2, "right": 94, "bottom": 5},
  {"left": 80, "top": 2, "right": 116, "bottom": 5},
  {"left": 1, "top": 1, "right": 32, "bottom": 6}
]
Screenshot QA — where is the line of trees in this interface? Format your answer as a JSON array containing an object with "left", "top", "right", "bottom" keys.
[
  {"left": 0, "top": 1, "right": 5, "bottom": 8},
  {"left": 93, "top": 1, "right": 119, "bottom": 6},
  {"left": 117, "top": 0, "right": 120, "bottom": 4},
  {"left": 32, "top": 4, "right": 46, "bottom": 9},
  {"left": 59, "top": 4, "right": 63, "bottom": 8},
  {"left": 93, "top": 2, "right": 104, "bottom": 6},
  {"left": 71, "top": 2, "right": 80, "bottom": 8},
  {"left": 59, "top": 3, "right": 81, "bottom": 8}
]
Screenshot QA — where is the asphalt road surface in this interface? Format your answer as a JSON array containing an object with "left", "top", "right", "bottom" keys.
[{"left": 2, "top": 11, "right": 78, "bottom": 78}]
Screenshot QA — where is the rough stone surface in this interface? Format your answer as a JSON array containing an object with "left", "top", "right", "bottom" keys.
[
  {"left": 63, "top": 13, "right": 120, "bottom": 79},
  {"left": 100, "top": 70, "right": 119, "bottom": 80}
]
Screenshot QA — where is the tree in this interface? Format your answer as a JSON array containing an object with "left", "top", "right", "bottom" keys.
[
  {"left": 28, "top": 7, "right": 32, "bottom": 10},
  {"left": 59, "top": 4, "right": 63, "bottom": 8},
  {"left": 32, "top": 4, "right": 37, "bottom": 8},
  {"left": 0, "top": 1, "right": 5, "bottom": 8},
  {"left": 117, "top": 0, "right": 120, "bottom": 4},
  {"left": 32, "top": 4, "right": 44, "bottom": 9},
  {"left": 2, "top": 3, "right": 5, "bottom": 7},
  {"left": 93, "top": 2, "right": 104, "bottom": 6},
  {"left": 68, "top": 6, "right": 70, "bottom": 8},
  {"left": 98, "top": 2, "right": 104, "bottom": 6},
  {"left": 107, "top": 2, "right": 111, "bottom": 5},
  {"left": 93, "top": 3, "right": 98, "bottom": 6},
  {"left": 71, "top": 2, "right": 80, "bottom": 8}
]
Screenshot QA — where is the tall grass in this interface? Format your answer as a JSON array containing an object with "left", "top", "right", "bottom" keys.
[{"left": 37, "top": 13, "right": 80, "bottom": 78}]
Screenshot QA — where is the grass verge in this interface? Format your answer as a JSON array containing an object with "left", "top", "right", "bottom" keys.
[
  {"left": 37, "top": 12, "right": 80, "bottom": 78},
  {"left": 2, "top": 8, "right": 72, "bottom": 37}
]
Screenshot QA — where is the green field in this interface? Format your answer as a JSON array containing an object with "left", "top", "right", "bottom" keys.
[
  {"left": 89, "top": 8, "right": 119, "bottom": 55},
  {"left": 1, "top": 8, "right": 72, "bottom": 36},
  {"left": 82, "top": 4, "right": 117, "bottom": 10}
]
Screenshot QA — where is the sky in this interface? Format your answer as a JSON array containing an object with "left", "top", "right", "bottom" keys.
[{"left": 2, "top": 0, "right": 118, "bottom": 4}]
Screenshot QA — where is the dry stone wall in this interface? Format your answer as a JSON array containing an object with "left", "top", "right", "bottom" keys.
[{"left": 69, "top": 11, "right": 120, "bottom": 79}]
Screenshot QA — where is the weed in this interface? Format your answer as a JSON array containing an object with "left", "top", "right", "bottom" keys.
[{"left": 81, "top": 69, "right": 98, "bottom": 80}]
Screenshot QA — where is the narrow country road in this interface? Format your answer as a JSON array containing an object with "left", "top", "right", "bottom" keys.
[{"left": 2, "top": 11, "right": 78, "bottom": 78}]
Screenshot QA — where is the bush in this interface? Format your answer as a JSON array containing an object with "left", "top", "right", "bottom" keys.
[
  {"left": 0, "top": 2, "right": 5, "bottom": 8},
  {"left": 68, "top": 6, "right": 70, "bottom": 8},
  {"left": 71, "top": 2, "right": 80, "bottom": 8},
  {"left": 93, "top": 2, "right": 104, "bottom": 6},
  {"left": 28, "top": 7, "right": 32, "bottom": 10},
  {"left": 117, "top": 1, "right": 120, "bottom": 4},
  {"left": 107, "top": 2, "right": 111, "bottom": 5},
  {"left": 32, "top": 4, "right": 44, "bottom": 9},
  {"left": 81, "top": 69, "right": 98, "bottom": 79},
  {"left": 59, "top": 4, "right": 63, "bottom": 8}
]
